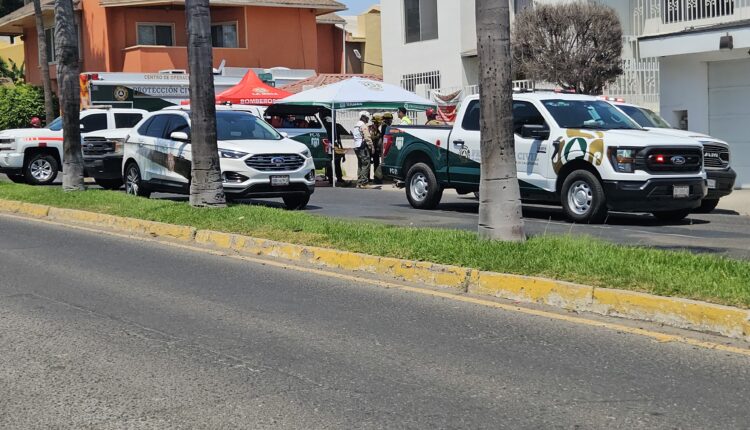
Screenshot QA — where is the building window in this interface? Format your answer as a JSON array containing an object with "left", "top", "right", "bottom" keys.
[
  {"left": 400, "top": 70, "right": 441, "bottom": 92},
  {"left": 404, "top": 0, "right": 438, "bottom": 43},
  {"left": 44, "top": 27, "right": 55, "bottom": 63},
  {"left": 211, "top": 23, "right": 238, "bottom": 48},
  {"left": 662, "top": 0, "right": 735, "bottom": 24},
  {"left": 137, "top": 23, "right": 174, "bottom": 46}
]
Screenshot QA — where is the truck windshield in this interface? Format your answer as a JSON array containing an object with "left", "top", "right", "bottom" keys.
[
  {"left": 617, "top": 105, "right": 672, "bottom": 129},
  {"left": 216, "top": 111, "right": 282, "bottom": 141},
  {"left": 542, "top": 99, "right": 640, "bottom": 130},
  {"left": 48, "top": 117, "right": 62, "bottom": 131}
]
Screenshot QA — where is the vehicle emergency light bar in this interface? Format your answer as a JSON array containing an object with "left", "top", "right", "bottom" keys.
[{"left": 600, "top": 96, "right": 626, "bottom": 103}]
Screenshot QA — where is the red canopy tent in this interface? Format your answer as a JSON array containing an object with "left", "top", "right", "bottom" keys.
[{"left": 215, "top": 70, "right": 291, "bottom": 106}]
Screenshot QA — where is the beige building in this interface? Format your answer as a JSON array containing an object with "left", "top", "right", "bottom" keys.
[
  {"left": 0, "top": 35, "right": 24, "bottom": 67},
  {"left": 342, "top": 5, "right": 382, "bottom": 75}
]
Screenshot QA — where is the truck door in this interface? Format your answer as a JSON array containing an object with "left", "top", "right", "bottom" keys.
[
  {"left": 512, "top": 100, "right": 551, "bottom": 192},
  {"left": 447, "top": 99, "right": 481, "bottom": 186}
]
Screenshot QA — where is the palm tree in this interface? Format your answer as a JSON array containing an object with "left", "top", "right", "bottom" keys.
[
  {"left": 476, "top": 0, "right": 525, "bottom": 241},
  {"left": 55, "top": 0, "right": 85, "bottom": 191},
  {"left": 33, "top": 0, "right": 56, "bottom": 124},
  {"left": 185, "top": 0, "right": 226, "bottom": 207}
]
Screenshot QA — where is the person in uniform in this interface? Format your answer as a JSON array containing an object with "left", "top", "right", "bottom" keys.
[
  {"left": 425, "top": 108, "right": 445, "bottom": 126},
  {"left": 369, "top": 114, "right": 383, "bottom": 184},
  {"left": 323, "top": 115, "right": 346, "bottom": 185},
  {"left": 352, "top": 111, "right": 373, "bottom": 189}
]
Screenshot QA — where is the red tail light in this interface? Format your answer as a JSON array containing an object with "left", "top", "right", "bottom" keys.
[{"left": 322, "top": 138, "right": 330, "bottom": 154}]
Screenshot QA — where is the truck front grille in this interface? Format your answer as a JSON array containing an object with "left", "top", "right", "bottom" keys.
[
  {"left": 702, "top": 144, "right": 730, "bottom": 170},
  {"left": 245, "top": 154, "right": 305, "bottom": 172},
  {"left": 636, "top": 147, "right": 703, "bottom": 174},
  {"left": 82, "top": 137, "right": 116, "bottom": 156}
]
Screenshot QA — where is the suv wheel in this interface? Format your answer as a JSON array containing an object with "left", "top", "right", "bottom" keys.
[
  {"left": 561, "top": 170, "right": 608, "bottom": 223},
  {"left": 694, "top": 199, "right": 720, "bottom": 214},
  {"left": 7, "top": 174, "right": 26, "bottom": 184},
  {"left": 405, "top": 162, "right": 443, "bottom": 209},
  {"left": 283, "top": 193, "right": 310, "bottom": 210},
  {"left": 124, "top": 163, "right": 150, "bottom": 198},
  {"left": 95, "top": 178, "right": 124, "bottom": 190},
  {"left": 652, "top": 209, "right": 691, "bottom": 223},
  {"left": 24, "top": 153, "right": 58, "bottom": 185}
]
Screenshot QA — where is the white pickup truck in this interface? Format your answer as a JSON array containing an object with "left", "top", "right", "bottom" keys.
[
  {"left": 0, "top": 107, "right": 146, "bottom": 185},
  {"left": 382, "top": 92, "right": 707, "bottom": 223}
]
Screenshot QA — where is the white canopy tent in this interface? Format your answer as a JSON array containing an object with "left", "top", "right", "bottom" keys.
[{"left": 274, "top": 77, "right": 436, "bottom": 187}]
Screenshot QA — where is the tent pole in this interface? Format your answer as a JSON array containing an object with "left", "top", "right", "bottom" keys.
[{"left": 331, "top": 108, "right": 337, "bottom": 189}]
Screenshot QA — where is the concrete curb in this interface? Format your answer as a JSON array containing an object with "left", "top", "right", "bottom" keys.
[{"left": 2, "top": 198, "right": 748, "bottom": 342}]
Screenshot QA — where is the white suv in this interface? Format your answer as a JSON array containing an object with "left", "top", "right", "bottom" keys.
[{"left": 122, "top": 109, "right": 316, "bottom": 209}]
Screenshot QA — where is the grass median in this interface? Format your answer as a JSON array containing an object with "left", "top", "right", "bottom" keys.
[{"left": 1, "top": 181, "right": 749, "bottom": 308}]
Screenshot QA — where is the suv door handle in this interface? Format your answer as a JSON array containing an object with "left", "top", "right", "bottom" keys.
[{"left": 453, "top": 139, "right": 465, "bottom": 146}]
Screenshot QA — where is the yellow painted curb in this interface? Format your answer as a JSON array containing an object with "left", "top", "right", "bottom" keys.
[{"left": 0, "top": 198, "right": 748, "bottom": 342}]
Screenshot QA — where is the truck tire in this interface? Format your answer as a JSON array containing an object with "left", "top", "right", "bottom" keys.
[
  {"left": 652, "top": 209, "right": 691, "bottom": 222},
  {"left": 24, "top": 153, "right": 58, "bottom": 186},
  {"left": 561, "top": 170, "right": 608, "bottom": 223},
  {"left": 124, "top": 163, "right": 151, "bottom": 198},
  {"left": 694, "top": 199, "right": 720, "bottom": 214},
  {"left": 283, "top": 193, "right": 310, "bottom": 210},
  {"left": 94, "top": 178, "right": 124, "bottom": 190},
  {"left": 405, "top": 162, "right": 443, "bottom": 210},
  {"left": 7, "top": 174, "right": 26, "bottom": 184}
]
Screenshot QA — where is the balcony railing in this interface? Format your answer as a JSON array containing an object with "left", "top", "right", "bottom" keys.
[{"left": 634, "top": 0, "right": 750, "bottom": 36}]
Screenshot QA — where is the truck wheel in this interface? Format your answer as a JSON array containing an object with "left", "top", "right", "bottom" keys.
[
  {"left": 652, "top": 209, "right": 691, "bottom": 222},
  {"left": 94, "top": 178, "right": 124, "bottom": 190},
  {"left": 405, "top": 162, "right": 443, "bottom": 210},
  {"left": 124, "top": 163, "right": 150, "bottom": 198},
  {"left": 694, "top": 199, "right": 720, "bottom": 214},
  {"left": 7, "top": 174, "right": 26, "bottom": 184},
  {"left": 561, "top": 170, "right": 608, "bottom": 223},
  {"left": 283, "top": 193, "right": 310, "bottom": 210},
  {"left": 24, "top": 153, "right": 58, "bottom": 185}
]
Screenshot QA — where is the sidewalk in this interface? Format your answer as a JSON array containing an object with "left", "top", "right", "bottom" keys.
[{"left": 717, "top": 189, "right": 750, "bottom": 216}]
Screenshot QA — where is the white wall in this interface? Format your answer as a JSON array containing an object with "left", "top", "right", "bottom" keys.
[{"left": 659, "top": 56, "right": 709, "bottom": 133}]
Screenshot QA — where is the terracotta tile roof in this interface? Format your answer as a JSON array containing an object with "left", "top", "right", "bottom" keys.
[
  {"left": 281, "top": 73, "right": 382, "bottom": 94},
  {"left": 316, "top": 12, "right": 346, "bottom": 24},
  {"left": 98, "top": 0, "right": 346, "bottom": 12}
]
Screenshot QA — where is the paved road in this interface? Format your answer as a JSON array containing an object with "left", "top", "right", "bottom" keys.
[
  {"left": 236, "top": 185, "right": 750, "bottom": 259},
  {"left": 1, "top": 215, "right": 750, "bottom": 428}
]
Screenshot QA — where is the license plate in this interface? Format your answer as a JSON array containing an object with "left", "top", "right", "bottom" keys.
[
  {"left": 673, "top": 185, "right": 690, "bottom": 198},
  {"left": 270, "top": 175, "right": 290, "bottom": 186},
  {"left": 707, "top": 179, "right": 717, "bottom": 189}
]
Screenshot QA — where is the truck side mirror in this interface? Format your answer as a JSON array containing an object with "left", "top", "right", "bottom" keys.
[
  {"left": 521, "top": 124, "right": 550, "bottom": 140},
  {"left": 170, "top": 131, "right": 190, "bottom": 142}
]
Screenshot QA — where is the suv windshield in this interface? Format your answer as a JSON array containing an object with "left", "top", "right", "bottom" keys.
[
  {"left": 617, "top": 105, "right": 672, "bottom": 129},
  {"left": 542, "top": 99, "right": 640, "bottom": 130},
  {"left": 48, "top": 117, "right": 62, "bottom": 131},
  {"left": 216, "top": 111, "right": 282, "bottom": 141}
]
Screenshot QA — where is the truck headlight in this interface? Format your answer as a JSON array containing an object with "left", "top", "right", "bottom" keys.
[
  {"left": 609, "top": 148, "right": 638, "bottom": 173},
  {"left": 219, "top": 149, "right": 248, "bottom": 159},
  {"left": 111, "top": 138, "right": 125, "bottom": 154}
]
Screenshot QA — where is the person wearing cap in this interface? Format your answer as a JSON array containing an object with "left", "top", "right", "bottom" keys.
[
  {"left": 30, "top": 117, "right": 42, "bottom": 128},
  {"left": 369, "top": 113, "right": 384, "bottom": 184},
  {"left": 397, "top": 107, "right": 412, "bottom": 125},
  {"left": 352, "top": 111, "right": 373, "bottom": 188},
  {"left": 425, "top": 108, "right": 444, "bottom": 126}
]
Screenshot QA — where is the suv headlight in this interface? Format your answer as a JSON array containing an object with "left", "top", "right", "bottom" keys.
[
  {"left": 219, "top": 149, "right": 248, "bottom": 159},
  {"left": 608, "top": 148, "right": 639, "bottom": 173},
  {"left": 301, "top": 149, "right": 311, "bottom": 158}
]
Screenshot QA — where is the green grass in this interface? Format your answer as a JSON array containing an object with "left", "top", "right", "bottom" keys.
[{"left": 1, "top": 181, "right": 749, "bottom": 308}]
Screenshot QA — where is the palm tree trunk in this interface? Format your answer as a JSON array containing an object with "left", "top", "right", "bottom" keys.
[
  {"left": 33, "top": 0, "right": 55, "bottom": 125},
  {"left": 186, "top": 0, "right": 225, "bottom": 207},
  {"left": 476, "top": 0, "right": 525, "bottom": 241},
  {"left": 55, "top": 0, "right": 84, "bottom": 191}
]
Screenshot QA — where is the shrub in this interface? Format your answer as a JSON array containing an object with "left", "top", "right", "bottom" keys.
[{"left": 0, "top": 84, "right": 56, "bottom": 130}]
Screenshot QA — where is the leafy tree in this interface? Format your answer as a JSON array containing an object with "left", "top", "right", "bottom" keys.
[
  {"left": 0, "top": 57, "right": 25, "bottom": 83},
  {"left": 476, "top": 0, "right": 525, "bottom": 241},
  {"left": 512, "top": 2, "right": 623, "bottom": 95},
  {"left": 0, "top": 84, "right": 49, "bottom": 129}
]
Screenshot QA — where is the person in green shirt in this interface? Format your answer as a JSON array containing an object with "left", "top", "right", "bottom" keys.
[{"left": 397, "top": 107, "right": 412, "bottom": 125}]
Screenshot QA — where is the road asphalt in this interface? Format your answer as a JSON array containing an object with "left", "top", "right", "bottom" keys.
[{"left": 1, "top": 215, "right": 749, "bottom": 429}]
